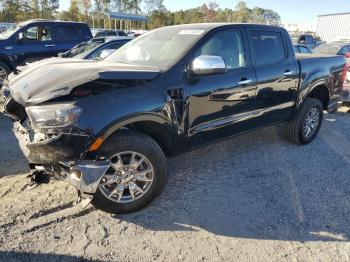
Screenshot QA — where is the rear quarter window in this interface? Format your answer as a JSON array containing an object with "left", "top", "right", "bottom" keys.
[
  {"left": 249, "top": 30, "right": 286, "bottom": 66},
  {"left": 56, "top": 25, "right": 86, "bottom": 41}
]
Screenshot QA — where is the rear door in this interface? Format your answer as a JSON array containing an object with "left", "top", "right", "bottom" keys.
[
  {"left": 53, "top": 24, "right": 90, "bottom": 54},
  {"left": 247, "top": 29, "right": 299, "bottom": 123}
]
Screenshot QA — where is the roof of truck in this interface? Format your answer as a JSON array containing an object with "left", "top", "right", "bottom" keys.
[
  {"left": 161, "top": 23, "right": 284, "bottom": 31},
  {"left": 18, "top": 19, "right": 88, "bottom": 27}
]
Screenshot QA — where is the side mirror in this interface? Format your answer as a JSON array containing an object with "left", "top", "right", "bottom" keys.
[
  {"left": 18, "top": 32, "right": 24, "bottom": 41},
  {"left": 189, "top": 55, "right": 227, "bottom": 76}
]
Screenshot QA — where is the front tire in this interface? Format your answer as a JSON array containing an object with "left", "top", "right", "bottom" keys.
[
  {"left": 0, "top": 61, "right": 11, "bottom": 81},
  {"left": 91, "top": 131, "right": 167, "bottom": 214},
  {"left": 286, "top": 98, "right": 323, "bottom": 145}
]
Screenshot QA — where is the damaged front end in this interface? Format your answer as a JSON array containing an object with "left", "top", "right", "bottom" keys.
[
  {"left": 4, "top": 97, "right": 111, "bottom": 198},
  {"left": 2, "top": 59, "right": 161, "bottom": 202}
]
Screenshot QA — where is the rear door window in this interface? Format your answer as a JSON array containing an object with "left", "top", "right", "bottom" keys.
[
  {"left": 249, "top": 30, "right": 286, "bottom": 66},
  {"left": 107, "top": 31, "right": 117, "bottom": 36},
  {"left": 56, "top": 25, "right": 84, "bottom": 41},
  {"left": 117, "top": 31, "right": 127, "bottom": 37}
]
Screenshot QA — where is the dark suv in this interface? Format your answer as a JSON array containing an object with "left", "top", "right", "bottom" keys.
[{"left": 0, "top": 19, "right": 92, "bottom": 79}]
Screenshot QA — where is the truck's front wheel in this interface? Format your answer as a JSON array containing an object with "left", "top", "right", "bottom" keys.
[
  {"left": 286, "top": 98, "right": 323, "bottom": 145},
  {"left": 0, "top": 61, "right": 10, "bottom": 81},
  {"left": 91, "top": 131, "right": 167, "bottom": 214}
]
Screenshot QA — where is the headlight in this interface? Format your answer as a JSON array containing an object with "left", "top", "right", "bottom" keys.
[{"left": 25, "top": 103, "right": 82, "bottom": 131}]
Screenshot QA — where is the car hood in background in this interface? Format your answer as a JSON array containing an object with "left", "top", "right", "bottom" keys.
[{"left": 9, "top": 58, "right": 160, "bottom": 106}]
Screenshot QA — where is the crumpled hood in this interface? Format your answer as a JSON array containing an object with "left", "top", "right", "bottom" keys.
[{"left": 9, "top": 58, "right": 160, "bottom": 106}]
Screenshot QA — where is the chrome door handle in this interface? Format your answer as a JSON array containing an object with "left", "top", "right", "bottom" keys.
[
  {"left": 238, "top": 79, "right": 252, "bottom": 85},
  {"left": 283, "top": 71, "right": 294, "bottom": 76},
  {"left": 45, "top": 44, "right": 55, "bottom": 47}
]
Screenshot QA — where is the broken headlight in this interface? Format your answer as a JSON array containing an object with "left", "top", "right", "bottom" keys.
[{"left": 25, "top": 103, "right": 82, "bottom": 131}]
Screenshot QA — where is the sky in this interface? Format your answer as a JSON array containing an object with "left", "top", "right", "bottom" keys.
[{"left": 59, "top": 0, "right": 349, "bottom": 23}]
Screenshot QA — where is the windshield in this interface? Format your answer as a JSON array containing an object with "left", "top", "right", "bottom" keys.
[
  {"left": 105, "top": 27, "right": 206, "bottom": 70},
  {"left": 314, "top": 43, "right": 342, "bottom": 55},
  {"left": 0, "top": 26, "right": 18, "bottom": 40}
]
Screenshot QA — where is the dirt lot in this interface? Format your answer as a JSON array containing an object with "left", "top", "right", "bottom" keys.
[{"left": 0, "top": 107, "right": 350, "bottom": 262}]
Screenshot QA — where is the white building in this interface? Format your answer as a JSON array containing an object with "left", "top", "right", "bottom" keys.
[
  {"left": 316, "top": 12, "right": 350, "bottom": 42},
  {"left": 283, "top": 22, "right": 316, "bottom": 34}
]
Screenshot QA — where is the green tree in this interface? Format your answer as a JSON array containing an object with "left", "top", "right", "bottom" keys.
[
  {"left": 80, "top": 0, "right": 91, "bottom": 22},
  {"left": 60, "top": 0, "right": 81, "bottom": 21},
  {"left": 144, "top": 0, "right": 165, "bottom": 14}
]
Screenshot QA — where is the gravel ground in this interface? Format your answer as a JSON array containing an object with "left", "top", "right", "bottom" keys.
[{"left": 0, "top": 107, "right": 350, "bottom": 261}]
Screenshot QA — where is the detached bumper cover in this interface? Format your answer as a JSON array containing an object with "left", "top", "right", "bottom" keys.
[
  {"left": 61, "top": 160, "right": 110, "bottom": 195},
  {"left": 13, "top": 122, "right": 91, "bottom": 164}
]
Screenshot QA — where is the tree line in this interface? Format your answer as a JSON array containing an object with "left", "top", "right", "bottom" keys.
[{"left": 0, "top": 0, "right": 281, "bottom": 29}]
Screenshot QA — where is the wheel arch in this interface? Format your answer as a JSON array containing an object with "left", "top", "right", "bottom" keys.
[
  {"left": 93, "top": 113, "right": 187, "bottom": 157},
  {"left": 297, "top": 78, "right": 330, "bottom": 110},
  {"left": 307, "top": 84, "right": 330, "bottom": 110},
  {"left": 0, "top": 53, "right": 15, "bottom": 71}
]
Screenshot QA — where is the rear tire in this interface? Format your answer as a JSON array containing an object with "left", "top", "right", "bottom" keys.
[
  {"left": 285, "top": 98, "right": 323, "bottom": 145},
  {"left": 91, "top": 131, "right": 167, "bottom": 214}
]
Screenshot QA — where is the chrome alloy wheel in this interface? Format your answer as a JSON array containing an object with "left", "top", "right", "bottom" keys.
[
  {"left": 303, "top": 107, "right": 320, "bottom": 138},
  {"left": 99, "top": 151, "right": 154, "bottom": 203}
]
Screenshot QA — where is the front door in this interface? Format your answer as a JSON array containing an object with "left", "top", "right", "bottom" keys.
[
  {"left": 185, "top": 29, "right": 259, "bottom": 147},
  {"left": 15, "top": 24, "right": 56, "bottom": 65}
]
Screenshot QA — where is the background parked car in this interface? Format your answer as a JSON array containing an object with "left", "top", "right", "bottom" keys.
[
  {"left": 63, "top": 37, "right": 131, "bottom": 60},
  {"left": 297, "top": 34, "right": 324, "bottom": 49},
  {"left": 12, "top": 37, "right": 130, "bottom": 77},
  {"left": 293, "top": 44, "right": 312, "bottom": 54},
  {"left": 58, "top": 36, "right": 130, "bottom": 58},
  {"left": 314, "top": 41, "right": 350, "bottom": 104},
  {"left": 314, "top": 41, "right": 350, "bottom": 57},
  {"left": 0, "top": 19, "right": 92, "bottom": 80},
  {"left": 95, "top": 29, "right": 128, "bottom": 38}
]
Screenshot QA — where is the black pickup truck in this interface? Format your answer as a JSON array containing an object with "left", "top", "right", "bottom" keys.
[{"left": 2, "top": 24, "right": 346, "bottom": 214}]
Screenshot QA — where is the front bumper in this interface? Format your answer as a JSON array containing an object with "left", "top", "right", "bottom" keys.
[
  {"left": 13, "top": 121, "right": 91, "bottom": 164},
  {"left": 13, "top": 122, "right": 111, "bottom": 195}
]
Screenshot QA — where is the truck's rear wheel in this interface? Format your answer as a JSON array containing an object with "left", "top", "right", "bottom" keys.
[
  {"left": 286, "top": 98, "right": 323, "bottom": 145},
  {"left": 91, "top": 131, "right": 167, "bottom": 214}
]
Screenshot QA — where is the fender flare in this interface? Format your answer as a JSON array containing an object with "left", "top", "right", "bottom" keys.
[
  {"left": 296, "top": 78, "right": 330, "bottom": 109},
  {"left": 99, "top": 113, "right": 177, "bottom": 139},
  {"left": 90, "top": 112, "right": 186, "bottom": 156}
]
